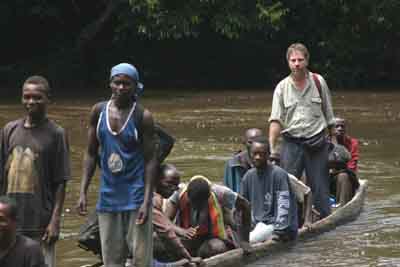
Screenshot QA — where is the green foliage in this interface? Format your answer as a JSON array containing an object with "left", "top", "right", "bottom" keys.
[
  {"left": 1, "top": 0, "right": 400, "bottom": 88},
  {"left": 127, "top": 0, "right": 287, "bottom": 39}
]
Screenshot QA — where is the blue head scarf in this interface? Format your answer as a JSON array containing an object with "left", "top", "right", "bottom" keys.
[{"left": 110, "top": 63, "right": 144, "bottom": 96}]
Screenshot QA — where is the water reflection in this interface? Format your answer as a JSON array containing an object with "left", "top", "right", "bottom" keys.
[{"left": 1, "top": 89, "right": 399, "bottom": 267}]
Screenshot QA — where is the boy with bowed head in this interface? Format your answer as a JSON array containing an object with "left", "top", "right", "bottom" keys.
[{"left": 165, "top": 175, "right": 251, "bottom": 258}]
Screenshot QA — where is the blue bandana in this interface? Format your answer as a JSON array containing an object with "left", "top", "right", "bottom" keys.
[{"left": 110, "top": 63, "right": 144, "bottom": 94}]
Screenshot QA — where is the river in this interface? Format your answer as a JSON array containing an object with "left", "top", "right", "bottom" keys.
[{"left": 1, "top": 89, "right": 399, "bottom": 267}]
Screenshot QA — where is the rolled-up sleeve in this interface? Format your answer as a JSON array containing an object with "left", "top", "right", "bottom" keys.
[{"left": 269, "top": 83, "right": 284, "bottom": 125}]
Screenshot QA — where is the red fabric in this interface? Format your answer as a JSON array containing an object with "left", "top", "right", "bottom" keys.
[
  {"left": 179, "top": 192, "right": 192, "bottom": 229},
  {"left": 342, "top": 135, "right": 359, "bottom": 172},
  {"left": 178, "top": 191, "right": 226, "bottom": 239},
  {"left": 209, "top": 200, "right": 220, "bottom": 238},
  {"left": 179, "top": 191, "right": 211, "bottom": 238}
]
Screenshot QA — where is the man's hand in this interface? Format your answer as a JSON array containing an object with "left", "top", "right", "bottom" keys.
[
  {"left": 136, "top": 202, "right": 149, "bottom": 225},
  {"left": 76, "top": 194, "right": 88, "bottom": 216},
  {"left": 177, "top": 226, "right": 199, "bottom": 240},
  {"left": 42, "top": 220, "right": 60, "bottom": 245},
  {"left": 300, "top": 222, "right": 312, "bottom": 232}
]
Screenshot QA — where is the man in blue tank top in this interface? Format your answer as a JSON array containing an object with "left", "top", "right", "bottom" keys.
[{"left": 77, "top": 63, "right": 157, "bottom": 267}]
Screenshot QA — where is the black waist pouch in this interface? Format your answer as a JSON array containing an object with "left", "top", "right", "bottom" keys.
[
  {"left": 284, "top": 131, "right": 327, "bottom": 151},
  {"left": 303, "top": 131, "right": 327, "bottom": 151}
]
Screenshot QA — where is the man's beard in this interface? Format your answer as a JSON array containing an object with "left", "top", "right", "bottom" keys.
[{"left": 291, "top": 68, "right": 306, "bottom": 78}]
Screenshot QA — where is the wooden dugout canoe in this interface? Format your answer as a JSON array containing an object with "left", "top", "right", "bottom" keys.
[
  {"left": 83, "top": 179, "right": 367, "bottom": 267},
  {"left": 203, "top": 179, "right": 367, "bottom": 267}
]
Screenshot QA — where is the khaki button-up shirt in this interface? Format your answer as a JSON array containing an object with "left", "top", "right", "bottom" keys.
[{"left": 269, "top": 72, "right": 335, "bottom": 138}]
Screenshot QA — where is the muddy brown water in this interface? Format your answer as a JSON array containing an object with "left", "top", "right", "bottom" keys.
[{"left": 1, "top": 89, "right": 399, "bottom": 267}]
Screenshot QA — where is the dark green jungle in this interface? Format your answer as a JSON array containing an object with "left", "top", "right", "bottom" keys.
[{"left": 1, "top": 0, "right": 399, "bottom": 93}]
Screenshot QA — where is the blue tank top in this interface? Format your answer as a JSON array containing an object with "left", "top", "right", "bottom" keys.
[{"left": 96, "top": 101, "right": 145, "bottom": 212}]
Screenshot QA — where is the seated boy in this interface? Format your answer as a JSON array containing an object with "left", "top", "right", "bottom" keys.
[
  {"left": 240, "top": 136, "right": 298, "bottom": 243},
  {"left": 329, "top": 117, "right": 360, "bottom": 206},
  {"left": 165, "top": 175, "right": 251, "bottom": 258}
]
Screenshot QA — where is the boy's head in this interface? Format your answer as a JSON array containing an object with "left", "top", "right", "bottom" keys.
[
  {"left": 22, "top": 75, "right": 50, "bottom": 117},
  {"left": 22, "top": 75, "right": 51, "bottom": 96},
  {"left": 157, "top": 163, "right": 180, "bottom": 198},
  {"left": 109, "top": 63, "right": 144, "bottom": 101},
  {"left": 249, "top": 136, "right": 270, "bottom": 169},
  {"left": 334, "top": 117, "right": 347, "bottom": 138},
  {"left": 243, "top": 128, "right": 263, "bottom": 153},
  {"left": 187, "top": 176, "right": 211, "bottom": 211}
]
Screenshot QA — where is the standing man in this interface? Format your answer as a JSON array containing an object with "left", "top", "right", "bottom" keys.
[
  {"left": 0, "top": 75, "right": 70, "bottom": 267},
  {"left": 77, "top": 63, "right": 157, "bottom": 267},
  {"left": 268, "top": 43, "right": 335, "bottom": 219},
  {"left": 223, "top": 128, "right": 263, "bottom": 193},
  {"left": 0, "top": 196, "right": 46, "bottom": 267}
]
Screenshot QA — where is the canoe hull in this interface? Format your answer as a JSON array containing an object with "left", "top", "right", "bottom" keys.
[{"left": 203, "top": 179, "right": 367, "bottom": 267}]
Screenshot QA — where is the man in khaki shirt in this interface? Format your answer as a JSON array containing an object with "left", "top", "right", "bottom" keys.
[{"left": 268, "top": 43, "right": 335, "bottom": 219}]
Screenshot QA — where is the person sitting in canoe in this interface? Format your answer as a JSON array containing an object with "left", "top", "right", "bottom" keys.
[
  {"left": 223, "top": 128, "right": 263, "bottom": 193},
  {"left": 240, "top": 136, "right": 298, "bottom": 243},
  {"left": 223, "top": 128, "right": 311, "bottom": 229},
  {"left": 328, "top": 117, "right": 360, "bottom": 207},
  {"left": 153, "top": 163, "right": 202, "bottom": 266},
  {"left": 165, "top": 175, "right": 251, "bottom": 258}
]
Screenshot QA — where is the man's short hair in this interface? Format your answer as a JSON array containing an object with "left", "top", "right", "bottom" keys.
[
  {"left": 334, "top": 117, "right": 346, "bottom": 125},
  {"left": 250, "top": 135, "right": 270, "bottom": 154},
  {"left": 159, "top": 163, "right": 180, "bottom": 179},
  {"left": 0, "top": 195, "right": 17, "bottom": 221},
  {"left": 160, "top": 163, "right": 176, "bottom": 174},
  {"left": 244, "top": 128, "right": 263, "bottom": 144},
  {"left": 23, "top": 75, "right": 51, "bottom": 96},
  {"left": 286, "top": 43, "right": 310, "bottom": 62},
  {"left": 187, "top": 178, "right": 210, "bottom": 203}
]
